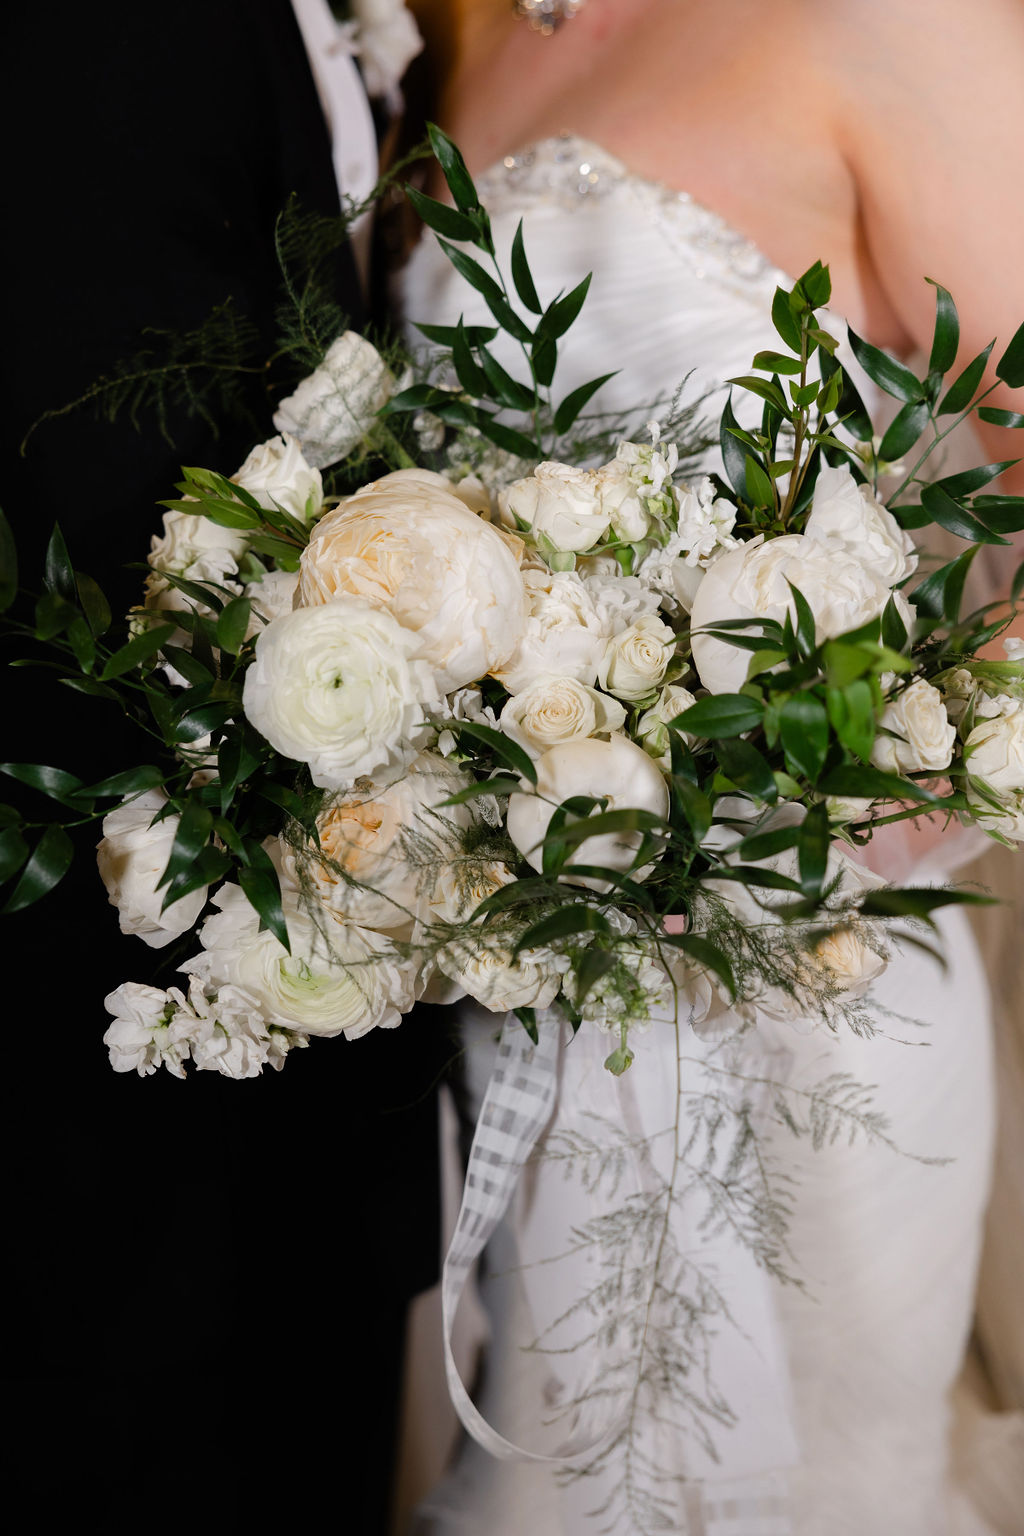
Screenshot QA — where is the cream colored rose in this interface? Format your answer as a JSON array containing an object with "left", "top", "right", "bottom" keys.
[
  {"left": 805, "top": 464, "right": 918, "bottom": 586},
  {"left": 233, "top": 433, "right": 322, "bottom": 524},
  {"left": 871, "top": 678, "right": 955, "bottom": 775},
  {"left": 500, "top": 676, "right": 626, "bottom": 757},
  {"left": 494, "top": 568, "right": 608, "bottom": 694},
  {"left": 964, "top": 694, "right": 1024, "bottom": 794},
  {"left": 636, "top": 684, "right": 699, "bottom": 768},
  {"left": 597, "top": 613, "right": 676, "bottom": 701},
  {"left": 241, "top": 598, "right": 440, "bottom": 791},
  {"left": 297, "top": 469, "right": 526, "bottom": 691},
  {"left": 506, "top": 734, "right": 670, "bottom": 892},
  {"left": 428, "top": 859, "right": 516, "bottom": 924},
  {"left": 690, "top": 534, "right": 906, "bottom": 695},
  {"left": 97, "top": 789, "right": 209, "bottom": 949},
  {"left": 499, "top": 461, "right": 610, "bottom": 553},
  {"left": 272, "top": 331, "right": 395, "bottom": 468}
]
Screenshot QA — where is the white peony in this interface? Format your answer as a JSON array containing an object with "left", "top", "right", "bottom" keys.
[
  {"left": 494, "top": 568, "right": 608, "bottom": 694},
  {"left": 500, "top": 675, "right": 626, "bottom": 757},
  {"left": 506, "top": 734, "right": 670, "bottom": 892},
  {"left": 97, "top": 789, "right": 209, "bottom": 949},
  {"left": 964, "top": 694, "right": 1024, "bottom": 794},
  {"left": 183, "top": 882, "right": 416, "bottom": 1040},
  {"left": 871, "top": 678, "right": 955, "bottom": 775},
  {"left": 273, "top": 331, "right": 395, "bottom": 468},
  {"left": 597, "top": 613, "right": 677, "bottom": 701},
  {"left": 298, "top": 469, "right": 526, "bottom": 692},
  {"left": 805, "top": 464, "right": 918, "bottom": 586},
  {"left": 499, "top": 461, "right": 610, "bottom": 553},
  {"left": 233, "top": 432, "right": 322, "bottom": 524},
  {"left": 690, "top": 533, "right": 909, "bottom": 695},
  {"left": 241, "top": 598, "right": 440, "bottom": 791}
]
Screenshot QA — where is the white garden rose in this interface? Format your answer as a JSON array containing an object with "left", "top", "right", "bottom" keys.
[
  {"left": 499, "top": 461, "right": 610, "bottom": 553},
  {"left": 272, "top": 331, "right": 395, "bottom": 468},
  {"left": 298, "top": 469, "right": 526, "bottom": 691},
  {"left": 145, "top": 507, "right": 248, "bottom": 610},
  {"left": 241, "top": 598, "right": 440, "bottom": 791},
  {"left": 97, "top": 789, "right": 209, "bottom": 949},
  {"left": 597, "top": 613, "right": 677, "bottom": 701},
  {"left": 507, "top": 734, "right": 670, "bottom": 892},
  {"left": 499, "top": 675, "right": 626, "bottom": 756},
  {"left": 183, "top": 882, "right": 416, "bottom": 1039},
  {"left": 494, "top": 568, "right": 608, "bottom": 694},
  {"left": 233, "top": 433, "right": 322, "bottom": 523},
  {"left": 805, "top": 464, "right": 918, "bottom": 585},
  {"left": 280, "top": 752, "right": 473, "bottom": 933},
  {"left": 636, "top": 683, "right": 699, "bottom": 768},
  {"left": 964, "top": 694, "right": 1024, "bottom": 794},
  {"left": 871, "top": 678, "right": 955, "bottom": 775},
  {"left": 690, "top": 533, "right": 907, "bottom": 695},
  {"left": 437, "top": 941, "right": 564, "bottom": 1013}
]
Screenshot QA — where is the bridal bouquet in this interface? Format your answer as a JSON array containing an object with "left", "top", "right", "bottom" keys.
[{"left": 3, "top": 128, "right": 1023, "bottom": 1079}]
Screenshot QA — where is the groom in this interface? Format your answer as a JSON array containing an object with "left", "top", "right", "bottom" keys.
[{"left": 1, "top": 4, "right": 446, "bottom": 1531}]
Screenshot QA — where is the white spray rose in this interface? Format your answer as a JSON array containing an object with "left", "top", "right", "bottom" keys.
[
  {"left": 499, "top": 461, "right": 610, "bottom": 553},
  {"left": 233, "top": 433, "right": 322, "bottom": 523},
  {"left": 183, "top": 882, "right": 415, "bottom": 1040},
  {"left": 145, "top": 508, "right": 247, "bottom": 611},
  {"left": 597, "top": 613, "right": 677, "bottom": 701},
  {"left": 805, "top": 464, "right": 918, "bottom": 585},
  {"left": 500, "top": 675, "right": 626, "bottom": 756},
  {"left": 871, "top": 678, "right": 955, "bottom": 775},
  {"left": 690, "top": 534, "right": 909, "bottom": 695},
  {"left": 273, "top": 331, "right": 395, "bottom": 468},
  {"left": 507, "top": 734, "right": 670, "bottom": 892},
  {"left": 940, "top": 667, "right": 978, "bottom": 727},
  {"left": 298, "top": 469, "right": 526, "bottom": 691},
  {"left": 494, "top": 568, "right": 608, "bottom": 694},
  {"left": 437, "top": 942, "right": 564, "bottom": 1013},
  {"left": 241, "top": 598, "right": 440, "bottom": 791},
  {"left": 636, "top": 684, "right": 699, "bottom": 768},
  {"left": 97, "top": 789, "right": 209, "bottom": 949},
  {"left": 964, "top": 694, "right": 1024, "bottom": 794}
]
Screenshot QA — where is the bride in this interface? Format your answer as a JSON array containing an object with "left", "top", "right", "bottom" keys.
[{"left": 395, "top": 1, "right": 1024, "bottom": 1532}]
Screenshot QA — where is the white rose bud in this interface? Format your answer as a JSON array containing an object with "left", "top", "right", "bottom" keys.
[
  {"left": 964, "top": 694, "right": 1024, "bottom": 794},
  {"left": 805, "top": 464, "right": 918, "bottom": 586},
  {"left": 272, "top": 331, "right": 395, "bottom": 469},
  {"left": 592, "top": 458, "right": 651, "bottom": 541},
  {"left": 500, "top": 676, "right": 626, "bottom": 757},
  {"left": 97, "top": 789, "right": 209, "bottom": 949},
  {"left": 233, "top": 433, "right": 323, "bottom": 523},
  {"left": 636, "top": 684, "right": 699, "bottom": 768},
  {"left": 499, "top": 462, "right": 610, "bottom": 553},
  {"left": 598, "top": 614, "right": 676, "bottom": 701},
  {"left": 870, "top": 678, "right": 955, "bottom": 775}
]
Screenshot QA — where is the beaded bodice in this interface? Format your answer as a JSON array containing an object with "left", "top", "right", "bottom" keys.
[{"left": 399, "top": 134, "right": 793, "bottom": 427}]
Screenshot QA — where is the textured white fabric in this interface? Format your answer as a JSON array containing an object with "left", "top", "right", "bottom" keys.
[{"left": 401, "top": 137, "right": 1000, "bottom": 1536}]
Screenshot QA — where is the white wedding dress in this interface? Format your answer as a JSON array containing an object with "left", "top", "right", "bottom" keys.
[{"left": 398, "top": 137, "right": 1001, "bottom": 1536}]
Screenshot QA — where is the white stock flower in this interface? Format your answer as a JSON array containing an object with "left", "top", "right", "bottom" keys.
[
  {"left": 597, "top": 613, "right": 677, "bottom": 701},
  {"left": 97, "top": 789, "right": 209, "bottom": 949},
  {"left": 500, "top": 675, "right": 626, "bottom": 756},
  {"left": 233, "top": 433, "right": 322, "bottom": 523},
  {"left": 183, "top": 882, "right": 415, "bottom": 1040},
  {"left": 674, "top": 477, "right": 738, "bottom": 564},
  {"left": 507, "top": 734, "right": 670, "bottom": 892},
  {"left": 103, "top": 982, "right": 195, "bottom": 1077},
  {"left": 563, "top": 946, "right": 672, "bottom": 1032},
  {"left": 280, "top": 752, "right": 473, "bottom": 933},
  {"left": 592, "top": 435, "right": 679, "bottom": 542},
  {"left": 636, "top": 683, "right": 699, "bottom": 768},
  {"left": 494, "top": 568, "right": 608, "bottom": 694},
  {"left": 437, "top": 941, "right": 564, "bottom": 1013},
  {"left": 964, "top": 694, "right": 1024, "bottom": 794},
  {"left": 690, "top": 534, "right": 909, "bottom": 695},
  {"left": 805, "top": 464, "right": 918, "bottom": 586},
  {"left": 871, "top": 678, "right": 955, "bottom": 775},
  {"left": 241, "top": 598, "right": 440, "bottom": 791},
  {"left": 499, "top": 461, "right": 610, "bottom": 553},
  {"left": 298, "top": 469, "right": 526, "bottom": 691},
  {"left": 272, "top": 331, "right": 395, "bottom": 468}
]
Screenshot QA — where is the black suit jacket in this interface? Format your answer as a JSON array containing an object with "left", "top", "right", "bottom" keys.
[{"left": 2, "top": 5, "right": 451, "bottom": 1528}]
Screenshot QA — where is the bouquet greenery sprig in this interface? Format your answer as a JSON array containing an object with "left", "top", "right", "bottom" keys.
[{"left": 2, "top": 126, "right": 1023, "bottom": 1080}]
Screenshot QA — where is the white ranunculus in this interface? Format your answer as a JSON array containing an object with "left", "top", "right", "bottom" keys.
[
  {"left": 499, "top": 461, "right": 610, "bottom": 553},
  {"left": 805, "top": 464, "right": 918, "bottom": 585},
  {"left": 183, "top": 882, "right": 415, "bottom": 1039},
  {"left": 871, "top": 678, "right": 955, "bottom": 775},
  {"left": 103, "top": 982, "right": 195, "bottom": 1077},
  {"left": 636, "top": 683, "right": 699, "bottom": 768},
  {"left": 297, "top": 469, "right": 526, "bottom": 691},
  {"left": 280, "top": 752, "right": 473, "bottom": 933},
  {"left": 964, "top": 694, "right": 1024, "bottom": 794},
  {"left": 233, "top": 433, "right": 323, "bottom": 524},
  {"left": 272, "top": 331, "right": 395, "bottom": 468},
  {"left": 244, "top": 567, "right": 299, "bottom": 630},
  {"left": 97, "top": 789, "right": 209, "bottom": 949},
  {"left": 241, "top": 598, "right": 440, "bottom": 791},
  {"left": 507, "top": 734, "right": 670, "bottom": 892},
  {"left": 437, "top": 941, "right": 564, "bottom": 1013},
  {"left": 690, "top": 533, "right": 907, "bottom": 695},
  {"left": 500, "top": 675, "right": 626, "bottom": 757},
  {"left": 494, "top": 568, "right": 608, "bottom": 694},
  {"left": 597, "top": 613, "right": 677, "bottom": 701}
]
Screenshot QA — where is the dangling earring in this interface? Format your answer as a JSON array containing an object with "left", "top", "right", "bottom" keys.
[{"left": 512, "top": 1, "right": 588, "bottom": 36}]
